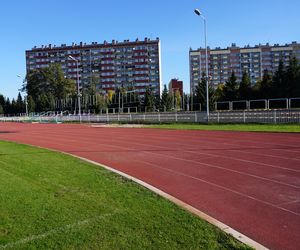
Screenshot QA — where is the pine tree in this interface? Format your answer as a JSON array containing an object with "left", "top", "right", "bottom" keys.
[
  {"left": 16, "top": 92, "right": 24, "bottom": 113},
  {"left": 160, "top": 85, "right": 172, "bottom": 111},
  {"left": 27, "top": 95, "right": 36, "bottom": 113},
  {"left": 285, "top": 57, "right": 300, "bottom": 97},
  {"left": 257, "top": 70, "right": 273, "bottom": 99},
  {"left": 224, "top": 71, "right": 238, "bottom": 101},
  {"left": 272, "top": 60, "right": 286, "bottom": 98},
  {"left": 239, "top": 71, "right": 251, "bottom": 100}
]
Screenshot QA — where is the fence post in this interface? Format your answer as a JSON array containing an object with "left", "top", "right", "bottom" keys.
[
  {"left": 217, "top": 112, "right": 220, "bottom": 123},
  {"left": 118, "top": 113, "right": 120, "bottom": 122},
  {"left": 195, "top": 112, "right": 197, "bottom": 123},
  {"left": 246, "top": 101, "right": 250, "bottom": 110},
  {"left": 229, "top": 102, "right": 233, "bottom": 111},
  {"left": 286, "top": 99, "right": 289, "bottom": 109},
  {"left": 107, "top": 113, "right": 109, "bottom": 123},
  {"left": 158, "top": 113, "right": 161, "bottom": 123},
  {"left": 243, "top": 111, "right": 246, "bottom": 123},
  {"left": 273, "top": 110, "right": 277, "bottom": 124},
  {"left": 175, "top": 113, "right": 178, "bottom": 123}
]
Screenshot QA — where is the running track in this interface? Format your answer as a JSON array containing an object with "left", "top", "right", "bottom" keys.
[{"left": 0, "top": 122, "right": 300, "bottom": 250}]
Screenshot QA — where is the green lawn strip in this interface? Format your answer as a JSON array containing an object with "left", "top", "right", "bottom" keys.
[
  {"left": 0, "top": 141, "right": 250, "bottom": 249},
  {"left": 148, "top": 123, "right": 300, "bottom": 133}
]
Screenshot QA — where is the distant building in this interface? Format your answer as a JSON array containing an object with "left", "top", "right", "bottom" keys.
[
  {"left": 189, "top": 41, "right": 300, "bottom": 92},
  {"left": 26, "top": 38, "right": 162, "bottom": 96},
  {"left": 169, "top": 78, "right": 183, "bottom": 96}
]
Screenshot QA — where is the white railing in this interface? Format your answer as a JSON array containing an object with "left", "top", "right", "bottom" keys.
[{"left": 1, "top": 110, "right": 300, "bottom": 124}]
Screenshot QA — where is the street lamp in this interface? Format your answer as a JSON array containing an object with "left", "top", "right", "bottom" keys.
[
  {"left": 194, "top": 8, "right": 210, "bottom": 120},
  {"left": 68, "top": 55, "right": 82, "bottom": 123}
]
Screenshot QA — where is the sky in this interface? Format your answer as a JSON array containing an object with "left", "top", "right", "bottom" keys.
[{"left": 0, "top": 0, "right": 299, "bottom": 99}]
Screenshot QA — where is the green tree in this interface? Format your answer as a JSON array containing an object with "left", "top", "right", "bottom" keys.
[
  {"left": 144, "top": 86, "right": 155, "bottom": 112},
  {"left": 239, "top": 72, "right": 252, "bottom": 100},
  {"left": 285, "top": 57, "right": 300, "bottom": 97},
  {"left": 0, "top": 104, "right": 3, "bottom": 115},
  {"left": 255, "top": 70, "right": 273, "bottom": 99},
  {"left": 160, "top": 85, "right": 172, "bottom": 111},
  {"left": 94, "top": 94, "right": 107, "bottom": 114},
  {"left": 25, "top": 63, "right": 76, "bottom": 109},
  {"left": 16, "top": 92, "right": 24, "bottom": 114},
  {"left": 195, "top": 73, "right": 216, "bottom": 111},
  {"left": 272, "top": 60, "right": 286, "bottom": 98},
  {"left": 27, "top": 95, "right": 36, "bottom": 113},
  {"left": 224, "top": 71, "right": 239, "bottom": 101},
  {"left": 174, "top": 90, "right": 181, "bottom": 110}
]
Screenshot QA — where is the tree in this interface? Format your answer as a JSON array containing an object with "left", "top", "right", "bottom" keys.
[
  {"left": 27, "top": 95, "right": 36, "bottom": 113},
  {"left": 239, "top": 71, "right": 252, "bottom": 100},
  {"left": 285, "top": 57, "right": 300, "bottom": 97},
  {"left": 25, "top": 63, "right": 76, "bottom": 109},
  {"left": 223, "top": 71, "right": 239, "bottom": 101},
  {"left": 16, "top": 92, "right": 24, "bottom": 114},
  {"left": 144, "top": 86, "right": 155, "bottom": 112},
  {"left": 194, "top": 73, "right": 206, "bottom": 111},
  {"left": 160, "top": 85, "right": 172, "bottom": 111},
  {"left": 195, "top": 73, "right": 216, "bottom": 111},
  {"left": 174, "top": 90, "right": 181, "bottom": 110},
  {"left": 0, "top": 104, "right": 3, "bottom": 115},
  {"left": 94, "top": 94, "right": 107, "bottom": 113},
  {"left": 272, "top": 60, "right": 286, "bottom": 98},
  {"left": 255, "top": 70, "right": 273, "bottom": 99}
]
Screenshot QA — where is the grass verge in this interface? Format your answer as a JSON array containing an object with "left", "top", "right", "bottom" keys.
[
  {"left": 0, "top": 141, "right": 250, "bottom": 249},
  {"left": 148, "top": 123, "right": 300, "bottom": 133}
]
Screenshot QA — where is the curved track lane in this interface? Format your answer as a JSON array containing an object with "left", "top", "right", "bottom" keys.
[{"left": 0, "top": 123, "right": 300, "bottom": 250}]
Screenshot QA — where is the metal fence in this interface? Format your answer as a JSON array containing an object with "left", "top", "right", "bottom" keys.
[
  {"left": 1, "top": 110, "right": 300, "bottom": 124},
  {"left": 216, "top": 97, "right": 300, "bottom": 111}
]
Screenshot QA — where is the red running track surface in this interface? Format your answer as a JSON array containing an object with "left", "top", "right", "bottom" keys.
[{"left": 0, "top": 123, "right": 299, "bottom": 250}]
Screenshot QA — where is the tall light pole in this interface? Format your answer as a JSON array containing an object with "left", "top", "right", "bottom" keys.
[
  {"left": 68, "top": 55, "right": 82, "bottom": 123},
  {"left": 194, "top": 8, "right": 210, "bottom": 120}
]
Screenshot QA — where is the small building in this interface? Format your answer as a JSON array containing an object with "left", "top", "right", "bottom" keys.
[{"left": 169, "top": 78, "right": 183, "bottom": 96}]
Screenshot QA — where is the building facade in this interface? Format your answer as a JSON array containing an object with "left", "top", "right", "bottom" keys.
[
  {"left": 26, "top": 38, "right": 162, "bottom": 96},
  {"left": 189, "top": 41, "right": 300, "bottom": 92},
  {"left": 168, "top": 78, "right": 183, "bottom": 96}
]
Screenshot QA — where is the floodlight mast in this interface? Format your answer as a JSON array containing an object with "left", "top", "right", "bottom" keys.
[
  {"left": 194, "top": 8, "right": 209, "bottom": 121},
  {"left": 68, "top": 55, "right": 82, "bottom": 123}
]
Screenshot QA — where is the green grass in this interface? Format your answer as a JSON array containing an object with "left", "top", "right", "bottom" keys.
[
  {"left": 0, "top": 141, "right": 250, "bottom": 250},
  {"left": 148, "top": 123, "right": 300, "bottom": 133}
]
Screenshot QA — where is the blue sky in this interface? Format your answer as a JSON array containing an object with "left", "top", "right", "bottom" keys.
[{"left": 0, "top": 0, "right": 299, "bottom": 99}]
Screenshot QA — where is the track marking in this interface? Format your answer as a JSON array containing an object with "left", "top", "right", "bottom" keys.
[{"left": 0, "top": 212, "right": 116, "bottom": 249}]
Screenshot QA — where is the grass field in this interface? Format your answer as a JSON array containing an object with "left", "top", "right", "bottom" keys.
[
  {"left": 148, "top": 123, "right": 300, "bottom": 133},
  {"left": 0, "top": 141, "right": 250, "bottom": 249}
]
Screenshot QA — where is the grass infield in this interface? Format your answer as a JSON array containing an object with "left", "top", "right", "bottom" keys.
[
  {"left": 148, "top": 123, "right": 300, "bottom": 133},
  {"left": 0, "top": 141, "right": 250, "bottom": 249}
]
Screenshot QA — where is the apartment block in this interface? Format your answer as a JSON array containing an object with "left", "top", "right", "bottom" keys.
[
  {"left": 189, "top": 41, "right": 300, "bottom": 92},
  {"left": 26, "top": 38, "right": 162, "bottom": 96}
]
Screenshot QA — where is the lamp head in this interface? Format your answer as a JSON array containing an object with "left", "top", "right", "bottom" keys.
[{"left": 194, "top": 9, "right": 201, "bottom": 16}]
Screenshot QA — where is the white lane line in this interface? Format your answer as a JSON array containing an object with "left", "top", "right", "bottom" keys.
[{"left": 0, "top": 213, "right": 115, "bottom": 249}]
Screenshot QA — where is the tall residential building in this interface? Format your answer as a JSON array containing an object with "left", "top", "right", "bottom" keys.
[
  {"left": 189, "top": 41, "right": 300, "bottom": 92},
  {"left": 26, "top": 38, "right": 162, "bottom": 96}
]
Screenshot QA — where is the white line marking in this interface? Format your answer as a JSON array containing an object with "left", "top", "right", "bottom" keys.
[{"left": 0, "top": 213, "right": 115, "bottom": 249}]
